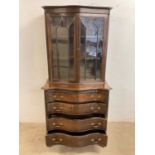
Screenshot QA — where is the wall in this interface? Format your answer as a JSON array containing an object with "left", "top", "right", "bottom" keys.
[{"left": 19, "top": 0, "right": 134, "bottom": 122}]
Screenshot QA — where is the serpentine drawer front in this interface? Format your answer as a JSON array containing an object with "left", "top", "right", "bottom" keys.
[
  {"left": 47, "top": 102, "right": 107, "bottom": 115},
  {"left": 47, "top": 117, "right": 107, "bottom": 132},
  {"left": 46, "top": 133, "right": 107, "bottom": 147},
  {"left": 42, "top": 5, "right": 112, "bottom": 147},
  {"left": 46, "top": 91, "right": 107, "bottom": 103}
]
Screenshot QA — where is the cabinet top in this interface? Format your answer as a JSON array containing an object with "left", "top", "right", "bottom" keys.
[
  {"left": 42, "top": 5, "right": 112, "bottom": 14},
  {"left": 42, "top": 5, "right": 112, "bottom": 10}
]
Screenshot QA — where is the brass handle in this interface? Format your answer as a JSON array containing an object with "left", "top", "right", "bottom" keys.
[
  {"left": 59, "top": 122, "right": 63, "bottom": 126},
  {"left": 55, "top": 109, "right": 61, "bottom": 112},
  {"left": 91, "top": 138, "right": 98, "bottom": 143},
  {"left": 52, "top": 122, "right": 63, "bottom": 127},
  {"left": 52, "top": 138, "right": 63, "bottom": 143},
  {"left": 91, "top": 138, "right": 101, "bottom": 142},
  {"left": 93, "top": 123, "right": 102, "bottom": 128},
  {"left": 55, "top": 108, "right": 62, "bottom": 112},
  {"left": 93, "top": 125, "right": 99, "bottom": 128},
  {"left": 91, "top": 122, "right": 102, "bottom": 127},
  {"left": 55, "top": 125, "right": 62, "bottom": 128},
  {"left": 60, "top": 95, "right": 64, "bottom": 98},
  {"left": 59, "top": 138, "right": 63, "bottom": 142},
  {"left": 52, "top": 106, "right": 63, "bottom": 111},
  {"left": 97, "top": 95, "right": 102, "bottom": 98},
  {"left": 52, "top": 94, "right": 64, "bottom": 100},
  {"left": 90, "top": 122, "right": 95, "bottom": 126},
  {"left": 98, "top": 122, "right": 102, "bottom": 125},
  {"left": 90, "top": 106, "right": 94, "bottom": 110},
  {"left": 90, "top": 94, "right": 94, "bottom": 98},
  {"left": 90, "top": 106, "right": 101, "bottom": 111},
  {"left": 97, "top": 106, "right": 101, "bottom": 110},
  {"left": 98, "top": 138, "right": 102, "bottom": 141},
  {"left": 53, "top": 94, "right": 61, "bottom": 100},
  {"left": 53, "top": 95, "right": 57, "bottom": 98},
  {"left": 52, "top": 122, "right": 56, "bottom": 126},
  {"left": 52, "top": 138, "right": 56, "bottom": 141},
  {"left": 53, "top": 106, "right": 57, "bottom": 110}
]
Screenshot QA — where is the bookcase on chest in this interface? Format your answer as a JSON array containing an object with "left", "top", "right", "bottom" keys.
[{"left": 42, "top": 5, "right": 112, "bottom": 147}]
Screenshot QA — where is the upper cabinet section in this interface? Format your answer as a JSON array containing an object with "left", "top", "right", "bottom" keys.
[{"left": 43, "top": 6, "right": 111, "bottom": 83}]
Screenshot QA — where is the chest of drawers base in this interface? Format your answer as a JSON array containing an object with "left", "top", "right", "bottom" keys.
[{"left": 43, "top": 82, "right": 110, "bottom": 147}]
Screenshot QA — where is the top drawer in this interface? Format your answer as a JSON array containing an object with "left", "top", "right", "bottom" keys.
[{"left": 45, "top": 90, "right": 108, "bottom": 103}]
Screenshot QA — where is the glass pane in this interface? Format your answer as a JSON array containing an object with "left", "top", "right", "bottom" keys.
[
  {"left": 50, "top": 16, "right": 75, "bottom": 81},
  {"left": 80, "top": 16, "right": 104, "bottom": 80}
]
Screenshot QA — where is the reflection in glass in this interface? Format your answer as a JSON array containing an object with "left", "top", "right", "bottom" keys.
[
  {"left": 80, "top": 17, "right": 104, "bottom": 80},
  {"left": 51, "top": 16, "right": 75, "bottom": 81}
]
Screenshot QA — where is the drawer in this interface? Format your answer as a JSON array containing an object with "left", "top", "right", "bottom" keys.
[
  {"left": 47, "top": 102, "right": 107, "bottom": 115},
  {"left": 46, "top": 133, "right": 107, "bottom": 147},
  {"left": 45, "top": 90, "right": 108, "bottom": 103},
  {"left": 47, "top": 117, "right": 107, "bottom": 132}
]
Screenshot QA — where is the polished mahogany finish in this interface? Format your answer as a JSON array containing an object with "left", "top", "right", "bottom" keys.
[
  {"left": 47, "top": 117, "right": 107, "bottom": 132},
  {"left": 45, "top": 90, "right": 107, "bottom": 103},
  {"left": 42, "top": 5, "right": 111, "bottom": 147},
  {"left": 47, "top": 102, "right": 107, "bottom": 115},
  {"left": 46, "top": 132, "right": 107, "bottom": 147}
]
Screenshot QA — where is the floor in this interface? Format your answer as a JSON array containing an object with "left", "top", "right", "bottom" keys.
[{"left": 20, "top": 122, "right": 134, "bottom": 155}]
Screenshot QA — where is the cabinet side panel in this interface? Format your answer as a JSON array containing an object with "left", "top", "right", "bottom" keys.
[
  {"left": 45, "top": 12, "right": 53, "bottom": 81},
  {"left": 101, "top": 15, "right": 110, "bottom": 81},
  {"left": 44, "top": 90, "right": 48, "bottom": 134}
]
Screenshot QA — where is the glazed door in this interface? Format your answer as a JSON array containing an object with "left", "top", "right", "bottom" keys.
[
  {"left": 78, "top": 15, "right": 109, "bottom": 82},
  {"left": 45, "top": 13, "right": 109, "bottom": 83},
  {"left": 46, "top": 14, "right": 76, "bottom": 82}
]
